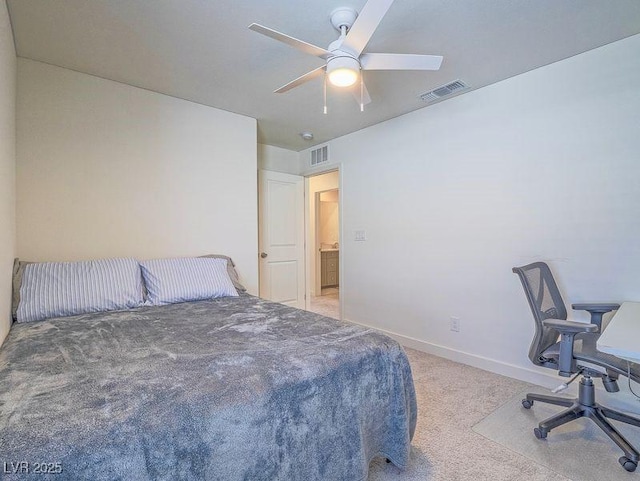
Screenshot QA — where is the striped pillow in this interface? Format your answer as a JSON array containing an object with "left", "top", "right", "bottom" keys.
[
  {"left": 139, "top": 257, "right": 238, "bottom": 306},
  {"left": 16, "top": 258, "right": 145, "bottom": 323}
]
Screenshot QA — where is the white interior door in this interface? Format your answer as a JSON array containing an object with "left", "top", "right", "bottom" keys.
[{"left": 258, "top": 170, "right": 305, "bottom": 308}]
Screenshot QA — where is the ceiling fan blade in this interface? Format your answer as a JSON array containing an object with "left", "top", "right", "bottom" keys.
[
  {"left": 351, "top": 80, "right": 372, "bottom": 107},
  {"left": 360, "top": 53, "right": 443, "bottom": 70},
  {"left": 275, "top": 66, "right": 326, "bottom": 93},
  {"left": 339, "top": 0, "right": 395, "bottom": 57},
  {"left": 249, "top": 23, "right": 332, "bottom": 59}
]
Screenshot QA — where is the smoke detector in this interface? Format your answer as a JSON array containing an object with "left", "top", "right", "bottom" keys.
[{"left": 300, "top": 131, "right": 314, "bottom": 141}]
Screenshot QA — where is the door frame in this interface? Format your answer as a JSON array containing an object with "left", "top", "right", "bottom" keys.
[{"left": 303, "top": 165, "right": 343, "bottom": 319}]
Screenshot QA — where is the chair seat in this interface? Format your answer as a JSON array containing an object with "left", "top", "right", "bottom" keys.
[{"left": 542, "top": 334, "right": 640, "bottom": 383}]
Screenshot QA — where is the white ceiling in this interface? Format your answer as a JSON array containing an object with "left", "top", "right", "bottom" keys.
[{"left": 7, "top": 0, "right": 640, "bottom": 151}]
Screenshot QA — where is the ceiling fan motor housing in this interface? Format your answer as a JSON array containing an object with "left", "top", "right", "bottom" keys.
[{"left": 327, "top": 55, "right": 360, "bottom": 73}]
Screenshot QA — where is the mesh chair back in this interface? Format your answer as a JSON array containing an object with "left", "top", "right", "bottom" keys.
[{"left": 512, "top": 262, "right": 567, "bottom": 366}]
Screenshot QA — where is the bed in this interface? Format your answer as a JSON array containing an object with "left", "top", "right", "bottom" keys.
[{"left": 0, "top": 257, "right": 417, "bottom": 481}]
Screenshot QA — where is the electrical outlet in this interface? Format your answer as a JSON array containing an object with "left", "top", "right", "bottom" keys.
[{"left": 450, "top": 316, "right": 460, "bottom": 332}]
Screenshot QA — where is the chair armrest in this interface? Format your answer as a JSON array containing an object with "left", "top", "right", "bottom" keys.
[
  {"left": 542, "top": 318, "right": 598, "bottom": 333},
  {"left": 571, "top": 303, "right": 619, "bottom": 331},
  {"left": 542, "top": 319, "right": 598, "bottom": 376},
  {"left": 572, "top": 303, "right": 620, "bottom": 313}
]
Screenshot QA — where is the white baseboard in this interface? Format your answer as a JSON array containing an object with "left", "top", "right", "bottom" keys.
[
  {"left": 345, "top": 317, "right": 559, "bottom": 387},
  {"left": 345, "top": 318, "right": 640, "bottom": 414}
]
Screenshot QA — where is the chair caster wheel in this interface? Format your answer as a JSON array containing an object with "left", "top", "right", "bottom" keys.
[
  {"left": 619, "top": 456, "right": 637, "bottom": 472},
  {"left": 522, "top": 399, "right": 533, "bottom": 409},
  {"left": 533, "top": 427, "right": 547, "bottom": 439}
]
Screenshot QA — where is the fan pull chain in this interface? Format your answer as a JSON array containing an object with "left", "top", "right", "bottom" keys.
[
  {"left": 360, "top": 69, "right": 364, "bottom": 112},
  {"left": 323, "top": 71, "right": 328, "bottom": 115}
]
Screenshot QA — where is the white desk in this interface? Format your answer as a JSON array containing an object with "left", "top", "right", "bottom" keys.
[{"left": 597, "top": 302, "right": 640, "bottom": 363}]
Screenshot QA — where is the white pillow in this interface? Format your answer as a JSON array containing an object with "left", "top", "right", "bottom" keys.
[
  {"left": 16, "top": 258, "right": 145, "bottom": 323},
  {"left": 139, "top": 257, "right": 239, "bottom": 306}
]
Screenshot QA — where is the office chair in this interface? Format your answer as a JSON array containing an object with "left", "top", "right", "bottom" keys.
[{"left": 513, "top": 262, "right": 640, "bottom": 472}]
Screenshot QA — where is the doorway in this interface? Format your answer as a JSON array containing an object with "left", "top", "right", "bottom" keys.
[{"left": 306, "top": 171, "right": 340, "bottom": 319}]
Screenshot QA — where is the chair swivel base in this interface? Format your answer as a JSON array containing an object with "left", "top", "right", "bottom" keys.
[{"left": 521, "top": 376, "right": 640, "bottom": 472}]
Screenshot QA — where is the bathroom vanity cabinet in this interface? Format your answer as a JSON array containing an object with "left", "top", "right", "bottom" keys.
[{"left": 321, "top": 250, "right": 339, "bottom": 288}]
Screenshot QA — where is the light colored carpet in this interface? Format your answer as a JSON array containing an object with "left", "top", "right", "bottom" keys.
[
  {"left": 473, "top": 387, "right": 640, "bottom": 481},
  {"left": 365, "top": 348, "right": 639, "bottom": 481},
  {"left": 308, "top": 290, "right": 339, "bottom": 319}
]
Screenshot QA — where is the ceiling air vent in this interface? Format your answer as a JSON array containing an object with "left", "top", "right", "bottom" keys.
[
  {"left": 420, "top": 80, "right": 468, "bottom": 103},
  {"left": 310, "top": 145, "right": 329, "bottom": 166}
]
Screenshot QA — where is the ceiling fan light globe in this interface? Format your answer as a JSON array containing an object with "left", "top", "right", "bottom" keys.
[
  {"left": 329, "top": 67, "right": 358, "bottom": 87},
  {"left": 327, "top": 55, "right": 360, "bottom": 87}
]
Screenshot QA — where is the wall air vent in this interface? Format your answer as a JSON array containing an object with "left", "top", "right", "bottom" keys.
[
  {"left": 420, "top": 80, "right": 468, "bottom": 103},
  {"left": 310, "top": 145, "right": 329, "bottom": 166}
]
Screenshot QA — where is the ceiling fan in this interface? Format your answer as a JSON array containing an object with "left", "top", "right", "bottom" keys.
[{"left": 249, "top": 0, "right": 443, "bottom": 111}]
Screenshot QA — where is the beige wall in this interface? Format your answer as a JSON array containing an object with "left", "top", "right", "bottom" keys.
[
  {"left": 299, "top": 34, "right": 640, "bottom": 392},
  {"left": 319, "top": 200, "right": 339, "bottom": 246},
  {"left": 0, "top": 0, "right": 16, "bottom": 346},
  {"left": 17, "top": 59, "right": 259, "bottom": 293}
]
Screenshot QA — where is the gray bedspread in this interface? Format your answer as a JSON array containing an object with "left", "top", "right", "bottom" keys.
[{"left": 0, "top": 294, "right": 417, "bottom": 481}]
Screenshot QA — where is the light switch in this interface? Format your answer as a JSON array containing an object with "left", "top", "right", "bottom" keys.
[{"left": 355, "top": 230, "right": 367, "bottom": 241}]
